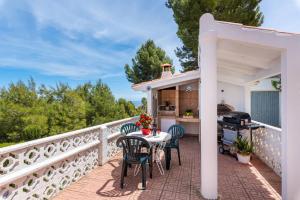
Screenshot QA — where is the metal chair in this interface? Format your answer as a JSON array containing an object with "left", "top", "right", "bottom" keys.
[
  {"left": 117, "top": 136, "right": 153, "bottom": 190},
  {"left": 154, "top": 141, "right": 167, "bottom": 175},
  {"left": 120, "top": 123, "right": 140, "bottom": 135},
  {"left": 165, "top": 124, "right": 185, "bottom": 165}
]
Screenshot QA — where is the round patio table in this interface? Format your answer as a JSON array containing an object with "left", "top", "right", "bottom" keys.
[
  {"left": 127, "top": 131, "right": 171, "bottom": 144},
  {"left": 127, "top": 131, "right": 172, "bottom": 172}
]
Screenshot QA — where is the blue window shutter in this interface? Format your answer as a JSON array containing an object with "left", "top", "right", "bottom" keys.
[{"left": 251, "top": 91, "right": 280, "bottom": 127}]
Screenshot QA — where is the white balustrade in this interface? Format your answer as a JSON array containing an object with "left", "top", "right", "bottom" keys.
[
  {"left": 0, "top": 116, "right": 138, "bottom": 200},
  {"left": 252, "top": 121, "right": 282, "bottom": 176}
]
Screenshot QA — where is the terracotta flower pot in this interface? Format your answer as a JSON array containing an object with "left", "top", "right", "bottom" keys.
[{"left": 142, "top": 128, "right": 150, "bottom": 135}]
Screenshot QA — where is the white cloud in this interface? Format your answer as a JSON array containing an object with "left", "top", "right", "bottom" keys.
[
  {"left": 24, "top": 0, "right": 181, "bottom": 63},
  {"left": 260, "top": 0, "right": 300, "bottom": 34},
  {"left": 0, "top": 0, "right": 182, "bottom": 80},
  {"left": 294, "top": 0, "right": 300, "bottom": 7},
  {"left": 0, "top": 0, "right": 5, "bottom": 7},
  {"left": 24, "top": 0, "right": 174, "bottom": 40},
  {"left": 0, "top": 36, "right": 133, "bottom": 79},
  {"left": 93, "top": 30, "right": 109, "bottom": 39}
]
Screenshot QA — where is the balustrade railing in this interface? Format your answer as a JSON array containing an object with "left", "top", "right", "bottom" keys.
[
  {"left": 0, "top": 116, "right": 138, "bottom": 200},
  {"left": 252, "top": 121, "right": 282, "bottom": 176},
  {"left": 0, "top": 116, "right": 281, "bottom": 199}
]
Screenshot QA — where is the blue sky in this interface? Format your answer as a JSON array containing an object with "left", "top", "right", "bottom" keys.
[{"left": 0, "top": 0, "right": 299, "bottom": 102}]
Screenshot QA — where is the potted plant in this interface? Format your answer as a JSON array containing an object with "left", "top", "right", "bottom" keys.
[
  {"left": 234, "top": 137, "right": 253, "bottom": 164},
  {"left": 136, "top": 113, "right": 152, "bottom": 135},
  {"left": 183, "top": 109, "right": 194, "bottom": 119},
  {"left": 165, "top": 101, "right": 170, "bottom": 111}
]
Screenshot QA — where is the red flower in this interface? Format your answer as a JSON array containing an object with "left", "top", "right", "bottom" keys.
[
  {"left": 136, "top": 121, "right": 141, "bottom": 127},
  {"left": 138, "top": 113, "right": 152, "bottom": 129}
]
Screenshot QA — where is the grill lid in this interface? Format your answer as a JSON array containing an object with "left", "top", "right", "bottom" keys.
[
  {"left": 217, "top": 104, "right": 234, "bottom": 116},
  {"left": 223, "top": 111, "right": 251, "bottom": 124}
]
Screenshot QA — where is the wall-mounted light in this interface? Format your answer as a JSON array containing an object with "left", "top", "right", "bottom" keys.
[
  {"left": 221, "top": 89, "right": 225, "bottom": 104},
  {"left": 186, "top": 85, "right": 192, "bottom": 92}
]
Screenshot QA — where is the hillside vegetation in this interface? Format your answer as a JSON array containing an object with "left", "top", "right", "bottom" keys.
[{"left": 0, "top": 78, "right": 144, "bottom": 145}]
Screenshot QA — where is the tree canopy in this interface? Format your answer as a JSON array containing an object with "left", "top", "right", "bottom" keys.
[
  {"left": 166, "top": 0, "right": 264, "bottom": 72},
  {"left": 0, "top": 79, "right": 143, "bottom": 144},
  {"left": 124, "top": 39, "right": 173, "bottom": 84}
]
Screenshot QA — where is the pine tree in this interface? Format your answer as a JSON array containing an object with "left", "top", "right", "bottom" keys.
[
  {"left": 124, "top": 40, "right": 173, "bottom": 84},
  {"left": 166, "top": 0, "right": 264, "bottom": 72},
  {"left": 0, "top": 78, "right": 142, "bottom": 145}
]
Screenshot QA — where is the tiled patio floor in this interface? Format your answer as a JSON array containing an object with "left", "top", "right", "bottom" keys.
[{"left": 54, "top": 137, "right": 281, "bottom": 200}]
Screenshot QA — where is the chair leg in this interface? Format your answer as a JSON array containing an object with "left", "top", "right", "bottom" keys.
[
  {"left": 120, "top": 161, "right": 126, "bottom": 189},
  {"left": 141, "top": 163, "right": 146, "bottom": 190},
  {"left": 123, "top": 149, "right": 131, "bottom": 168},
  {"left": 149, "top": 148, "right": 153, "bottom": 178},
  {"left": 164, "top": 147, "right": 171, "bottom": 170},
  {"left": 149, "top": 157, "right": 153, "bottom": 179},
  {"left": 177, "top": 147, "right": 181, "bottom": 166},
  {"left": 124, "top": 162, "right": 128, "bottom": 177}
]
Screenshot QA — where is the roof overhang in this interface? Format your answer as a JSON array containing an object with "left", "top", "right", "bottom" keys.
[
  {"left": 200, "top": 14, "right": 300, "bottom": 86},
  {"left": 132, "top": 70, "right": 200, "bottom": 92}
]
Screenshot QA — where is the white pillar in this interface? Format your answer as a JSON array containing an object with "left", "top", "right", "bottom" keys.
[
  {"left": 244, "top": 84, "right": 251, "bottom": 113},
  {"left": 281, "top": 47, "right": 300, "bottom": 200},
  {"left": 198, "top": 79, "right": 201, "bottom": 144},
  {"left": 200, "top": 30, "right": 218, "bottom": 199},
  {"left": 99, "top": 125, "right": 108, "bottom": 166},
  {"left": 147, "top": 89, "right": 153, "bottom": 115}
]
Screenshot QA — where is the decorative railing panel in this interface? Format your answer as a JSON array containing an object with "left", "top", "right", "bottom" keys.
[
  {"left": 0, "top": 116, "right": 138, "bottom": 200},
  {"left": 0, "top": 148, "right": 98, "bottom": 200},
  {"left": 252, "top": 121, "right": 282, "bottom": 176},
  {"left": 0, "top": 130, "right": 99, "bottom": 176},
  {"left": 106, "top": 117, "right": 138, "bottom": 159}
]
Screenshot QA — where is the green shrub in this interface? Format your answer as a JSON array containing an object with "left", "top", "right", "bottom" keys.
[
  {"left": 0, "top": 79, "right": 142, "bottom": 144},
  {"left": 234, "top": 137, "right": 253, "bottom": 156}
]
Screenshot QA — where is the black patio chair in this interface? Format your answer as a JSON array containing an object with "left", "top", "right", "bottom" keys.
[
  {"left": 120, "top": 123, "right": 140, "bottom": 135},
  {"left": 117, "top": 136, "right": 153, "bottom": 190},
  {"left": 165, "top": 124, "right": 185, "bottom": 165},
  {"left": 120, "top": 123, "right": 140, "bottom": 168}
]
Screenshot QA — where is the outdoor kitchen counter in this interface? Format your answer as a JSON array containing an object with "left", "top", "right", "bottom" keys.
[{"left": 176, "top": 117, "right": 200, "bottom": 123}]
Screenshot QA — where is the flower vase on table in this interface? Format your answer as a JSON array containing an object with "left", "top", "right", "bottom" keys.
[
  {"left": 141, "top": 128, "right": 151, "bottom": 135},
  {"left": 136, "top": 113, "right": 153, "bottom": 136}
]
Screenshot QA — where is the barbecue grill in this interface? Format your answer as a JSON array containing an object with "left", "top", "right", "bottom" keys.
[{"left": 218, "top": 111, "right": 251, "bottom": 154}]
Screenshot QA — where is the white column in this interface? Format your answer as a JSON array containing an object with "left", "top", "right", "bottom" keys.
[
  {"left": 147, "top": 89, "right": 153, "bottom": 115},
  {"left": 200, "top": 30, "right": 218, "bottom": 199},
  {"left": 198, "top": 79, "right": 201, "bottom": 144},
  {"left": 244, "top": 84, "right": 251, "bottom": 113},
  {"left": 98, "top": 125, "right": 108, "bottom": 166},
  {"left": 281, "top": 48, "right": 300, "bottom": 200}
]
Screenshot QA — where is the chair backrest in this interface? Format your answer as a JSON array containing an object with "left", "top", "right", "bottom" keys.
[
  {"left": 167, "top": 124, "right": 185, "bottom": 145},
  {"left": 117, "top": 136, "right": 151, "bottom": 162},
  {"left": 120, "top": 123, "right": 140, "bottom": 135}
]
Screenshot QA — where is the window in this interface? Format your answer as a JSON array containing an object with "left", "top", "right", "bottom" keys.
[{"left": 251, "top": 91, "right": 280, "bottom": 127}]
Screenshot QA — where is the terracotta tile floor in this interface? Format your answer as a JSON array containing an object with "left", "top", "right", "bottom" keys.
[{"left": 54, "top": 137, "right": 281, "bottom": 200}]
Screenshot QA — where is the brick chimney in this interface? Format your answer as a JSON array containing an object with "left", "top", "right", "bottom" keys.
[{"left": 161, "top": 63, "right": 173, "bottom": 79}]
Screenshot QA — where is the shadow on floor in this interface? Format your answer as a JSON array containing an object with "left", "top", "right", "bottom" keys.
[
  {"left": 95, "top": 158, "right": 143, "bottom": 198},
  {"left": 54, "top": 136, "right": 281, "bottom": 200},
  {"left": 218, "top": 153, "right": 281, "bottom": 200}
]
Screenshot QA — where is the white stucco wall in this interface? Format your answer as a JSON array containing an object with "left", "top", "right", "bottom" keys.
[{"left": 217, "top": 81, "right": 245, "bottom": 111}]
